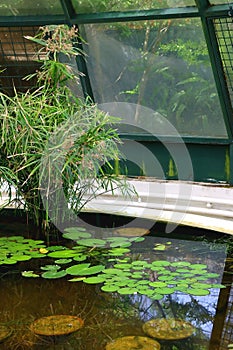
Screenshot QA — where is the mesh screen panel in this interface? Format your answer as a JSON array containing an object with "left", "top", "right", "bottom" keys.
[
  {"left": 0, "top": 26, "right": 42, "bottom": 96},
  {"left": 214, "top": 17, "right": 233, "bottom": 107}
]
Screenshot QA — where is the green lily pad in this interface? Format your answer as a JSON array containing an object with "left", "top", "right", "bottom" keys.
[
  {"left": 117, "top": 287, "right": 137, "bottom": 295},
  {"left": 101, "top": 284, "right": 119, "bottom": 292},
  {"left": 186, "top": 288, "right": 210, "bottom": 296},
  {"left": 76, "top": 239, "right": 106, "bottom": 247},
  {"left": 22, "top": 271, "right": 39, "bottom": 278},
  {"left": 54, "top": 259, "right": 73, "bottom": 264},
  {"left": 66, "top": 263, "right": 90, "bottom": 275},
  {"left": 47, "top": 250, "right": 77, "bottom": 258},
  {"left": 83, "top": 276, "right": 107, "bottom": 284},
  {"left": 41, "top": 270, "right": 67, "bottom": 279},
  {"left": 72, "top": 254, "right": 87, "bottom": 262},
  {"left": 63, "top": 231, "right": 92, "bottom": 240},
  {"left": 151, "top": 260, "right": 171, "bottom": 267},
  {"left": 41, "top": 265, "right": 61, "bottom": 271}
]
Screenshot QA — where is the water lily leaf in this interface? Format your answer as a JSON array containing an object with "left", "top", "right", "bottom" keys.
[
  {"left": 68, "top": 277, "right": 86, "bottom": 282},
  {"left": 211, "top": 283, "right": 226, "bottom": 289},
  {"left": 46, "top": 246, "right": 66, "bottom": 251},
  {"left": 133, "top": 237, "right": 145, "bottom": 243},
  {"left": 22, "top": 271, "right": 39, "bottom": 278},
  {"left": 149, "top": 281, "right": 167, "bottom": 288},
  {"left": 117, "top": 287, "right": 137, "bottom": 295},
  {"left": 54, "top": 259, "right": 73, "bottom": 264},
  {"left": 48, "top": 250, "right": 77, "bottom": 258},
  {"left": 41, "top": 265, "right": 61, "bottom": 271},
  {"left": 13, "top": 255, "right": 32, "bottom": 261},
  {"left": 72, "top": 254, "right": 87, "bottom": 262},
  {"left": 155, "top": 287, "right": 175, "bottom": 295},
  {"left": 114, "top": 263, "right": 132, "bottom": 270},
  {"left": 101, "top": 284, "right": 119, "bottom": 292},
  {"left": 171, "top": 261, "right": 191, "bottom": 267},
  {"left": 66, "top": 263, "right": 90, "bottom": 275},
  {"left": 186, "top": 288, "right": 210, "bottom": 296},
  {"left": 63, "top": 231, "right": 92, "bottom": 240},
  {"left": 158, "top": 275, "right": 174, "bottom": 281},
  {"left": 150, "top": 293, "right": 164, "bottom": 300},
  {"left": 191, "top": 283, "right": 212, "bottom": 289},
  {"left": 154, "top": 244, "right": 166, "bottom": 251},
  {"left": 83, "top": 276, "right": 107, "bottom": 284},
  {"left": 64, "top": 226, "right": 87, "bottom": 233},
  {"left": 2, "top": 258, "right": 17, "bottom": 264},
  {"left": 75, "top": 265, "right": 105, "bottom": 276},
  {"left": 103, "top": 268, "right": 124, "bottom": 275},
  {"left": 202, "top": 273, "right": 220, "bottom": 278},
  {"left": 190, "top": 264, "right": 207, "bottom": 270},
  {"left": 151, "top": 260, "right": 171, "bottom": 267},
  {"left": 76, "top": 239, "right": 106, "bottom": 247},
  {"left": 108, "top": 247, "right": 131, "bottom": 256},
  {"left": 41, "top": 270, "right": 67, "bottom": 279}
]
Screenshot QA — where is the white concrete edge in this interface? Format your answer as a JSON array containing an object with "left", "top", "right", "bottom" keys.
[{"left": 82, "top": 179, "right": 233, "bottom": 235}]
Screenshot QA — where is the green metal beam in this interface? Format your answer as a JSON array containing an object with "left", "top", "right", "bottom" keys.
[
  {"left": 70, "top": 7, "right": 199, "bottom": 25},
  {"left": 0, "top": 15, "right": 66, "bottom": 27},
  {"left": 59, "top": 0, "right": 95, "bottom": 100}
]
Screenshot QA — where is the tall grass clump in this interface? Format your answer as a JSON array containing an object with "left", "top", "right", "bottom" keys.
[{"left": 0, "top": 25, "right": 130, "bottom": 235}]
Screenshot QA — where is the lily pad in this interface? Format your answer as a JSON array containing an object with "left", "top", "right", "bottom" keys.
[
  {"left": 105, "top": 335, "right": 160, "bottom": 350},
  {"left": 30, "top": 315, "right": 84, "bottom": 336},
  {"left": 41, "top": 270, "right": 67, "bottom": 279},
  {"left": 143, "top": 318, "right": 195, "bottom": 340},
  {"left": 47, "top": 250, "right": 77, "bottom": 259},
  {"left": 113, "top": 227, "right": 150, "bottom": 237}
]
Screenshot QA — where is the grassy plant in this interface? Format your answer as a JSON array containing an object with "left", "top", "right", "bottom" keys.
[{"left": 0, "top": 25, "right": 131, "bottom": 235}]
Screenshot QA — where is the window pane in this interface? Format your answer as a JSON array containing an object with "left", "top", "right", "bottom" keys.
[
  {"left": 210, "top": 0, "right": 230, "bottom": 4},
  {"left": 73, "top": 0, "right": 195, "bottom": 14},
  {"left": 0, "top": 0, "right": 63, "bottom": 16},
  {"left": 80, "top": 19, "right": 227, "bottom": 138}
]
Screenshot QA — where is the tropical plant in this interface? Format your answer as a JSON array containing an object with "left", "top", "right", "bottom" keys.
[{"left": 0, "top": 25, "right": 131, "bottom": 235}]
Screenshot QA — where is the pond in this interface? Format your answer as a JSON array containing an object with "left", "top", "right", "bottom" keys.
[{"left": 0, "top": 212, "right": 232, "bottom": 350}]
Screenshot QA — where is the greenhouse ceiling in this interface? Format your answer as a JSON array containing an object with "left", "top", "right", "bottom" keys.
[{"left": 0, "top": 0, "right": 233, "bottom": 183}]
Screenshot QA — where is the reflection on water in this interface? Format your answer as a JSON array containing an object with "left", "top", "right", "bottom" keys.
[{"left": 0, "top": 217, "right": 232, "bottom": 349}]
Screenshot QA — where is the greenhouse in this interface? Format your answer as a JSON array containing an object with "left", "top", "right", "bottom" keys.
[{"left": 0, "top": 1, "right": 233, "bottom": 349}]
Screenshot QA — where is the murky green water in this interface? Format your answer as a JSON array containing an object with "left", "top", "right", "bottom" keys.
[{"left": 0, "top": 213, "right": 232, "bottom": 350}]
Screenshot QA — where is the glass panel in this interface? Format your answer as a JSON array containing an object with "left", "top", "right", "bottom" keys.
[
  {"left": 0, "top": 0, "right": 63, "bottom": 16},
  {"left": 73, "top": 0, "right": 195, "bottom": 14},
  {"left": 80, "top": 19, "right": 227, "bottom": 138},
  {"left": 210, "top": 0, "right": 230, "bottom": 4}
]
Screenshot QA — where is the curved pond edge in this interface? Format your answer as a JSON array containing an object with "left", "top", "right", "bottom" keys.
[{"left": 82, "top": 178, "right": 233, "bottom": 235}]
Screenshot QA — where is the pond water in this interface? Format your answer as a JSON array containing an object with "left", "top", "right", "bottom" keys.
[{"left": 0, "top": 212, "right": 232, "bottom": 350}]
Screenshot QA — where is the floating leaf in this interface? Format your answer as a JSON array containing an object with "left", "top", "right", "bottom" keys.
[
  {"left": 211, "top": 283, "right": 226, "bottom": 289},
  {"left": 41, "top": 270, "right": 67, "bottom": 279},
  {"left": 101, "top": 284, "right": 119, "bottom": 292},
  {"left": 22, "top": 271, "right": 39, "bottom": 278},
  {"left": 186, "top": 288, "right": 210, "bottom": 296},
  {"left": 117, "top": 287, "right": 137, "bottom": 295},
  {"left": 63, "top": 231, "right": 92, "bottom": 240},
  {"left": 66, "top": 263, "right": 90, "bottom": 275},
  {"left": 83, "top": 276, "right": 107, "bottom": 284},
  {"left": 154, "top": 244, "right": 166, "bottom": 251},
  {"left": 48, "top": 250, "right": 77, "bottom": 258},
  {"left": 41, "top": 265, "right": 60, "bottom": 271},
  {"left": 76, "top": 239, "right": 106, "bottom": 247},
  {"left": 151, "top": 260, "right": 171, "bottom": 267},
  {"left": 72, "top": 254, "right": 87, "bottom": 262},
  {"left": 54, "top": 259, "right": 72, "bottom": 264},
  {"left": 75, "top": 265, "right": 105, "bottom": 276}
]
